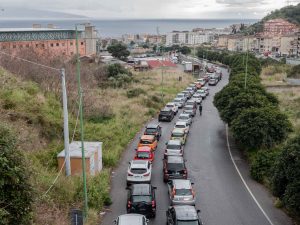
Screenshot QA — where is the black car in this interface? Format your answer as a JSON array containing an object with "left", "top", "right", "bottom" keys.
[
  {"left": 126, "top": 184, "right": 157, "bottom": 218},
  {"left": 159, "top": 108, "right": 175, "bottom": 122},
  {"left": 163, "top": 156, "right": 187, "bottom": 182},
  {"left": 166, "top": 205, "right": 203, "bottom": 225},
  {"left": 144, "top": 124, "right": 162, "bottom": 141}
]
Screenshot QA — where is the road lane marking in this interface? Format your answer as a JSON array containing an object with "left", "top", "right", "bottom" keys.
[{"left": 226, "top": 125, "right": 275, "bottom": 225}]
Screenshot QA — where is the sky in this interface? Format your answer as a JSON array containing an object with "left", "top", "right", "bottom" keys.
[{"left": 0, "top": 0, "right": 299, "bottom": 19}]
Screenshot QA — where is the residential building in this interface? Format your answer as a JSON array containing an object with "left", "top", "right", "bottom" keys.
[
  {"left": 166, "top": 31, "right": 214, "bottom": 46},
  {"left": 263, "top": 18, "right": 299, "bottom": 36}
]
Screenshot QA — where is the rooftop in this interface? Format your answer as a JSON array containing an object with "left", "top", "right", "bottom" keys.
[{"left": 0, "top": 28, "right": 83, "bottom": 32}]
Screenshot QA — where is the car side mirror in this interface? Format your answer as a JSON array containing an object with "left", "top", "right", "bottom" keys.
[
  {"left": 166, "top": 211, "right": 169, "bottom": 216},
  {"left": 167, "top": 181, "right": 172, "bottom": 185},
  {"left": 165, "top": 142, "right": 168, "bottom": 145},
  {"left": 125, "top": 187, "right": 130, "bottom": 190},
  {"left": 197, "top": 209, "right": 201, "bottom": 213},
  {"left": 146, "top": 219, "right": 149, "bottom": 223},
  {"left": 153, "top": 186, "right": 157, "bottom": 190},
  {"left": 113, "top": 219, "right": 117, "bottom": 224},
  {"left": 128, "top": 162, "right": 131, "bottom": 164},
  {"left": 135, "top": 148, "right": 137, "bottom": 151},
  {"left": 185, "top": 159, "right": 187, "bottom": 162},
  {"left": 191, "top": 182, "right": 194, "bottom": 185}
]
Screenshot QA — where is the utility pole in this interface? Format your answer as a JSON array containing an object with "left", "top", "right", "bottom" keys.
[
  {"left": 61, "top": 68, "right": 71, "bottom": 176},
  {"left": 75, "top": 25, "right": 88, "bottom": 220}
]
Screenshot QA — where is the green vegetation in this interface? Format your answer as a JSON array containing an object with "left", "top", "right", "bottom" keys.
[
  {"left": 287, "top": 64, "right": 300, "bottom": 78},
  {"left": 0, "top": 124, "right": 33, "bottom": 225},
  {"left": 107, "top": 43, "right": 130, "bottom": 60}
]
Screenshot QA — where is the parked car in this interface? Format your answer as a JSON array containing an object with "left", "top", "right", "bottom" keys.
[
  {"left": 164, "top": 140, "right": 184, "bottom": 158},
  {"left": 126, "top": 184, "right": 157, "bottom": 218},
  {"left": 166, "top": 205, "right": 203, "bottom": 225},
  {"left": 196, "top": 89, "right": 206, "bottom": 99},
  {"left": 181, "top": 91, "right": 192, "bottom": 99},
  {"left": 166, "top": 102, "right": 179, "bottom": 115},
  {"left": 174, "top": 121, "right": 190, "bottom": 134},
  {"left": 183, "top": 105, "right": 196, "bottom": 117},
  {"left": 163, "top": 156, "right": 187, "bottom": 182},
  {"left": 173, "top": 98, "right": 185, "bottom": 108},
  {"left": 170, "top": 128, "right": 187, "bottom": 145},
  {"left": 114, "top": 214, "right": 149, "bottom": 225},
  {"left": 193, "top": 81, "right": 202, "bottom": 89},
  {"left": 208, "top": 78, "right": 217, "bottom": 86},
  {"left": 197, "top": 78, "right": 206, "bottom": 86},
  {"left": 138, "top": 135, "right": 158, "bottom": 151},
  {"left": 200, "top": 87, "right": 209, "bottom": 96},
  {"left": 185, "top": 100, "right": 197, "bottom": 110},
  {"left": 159, "top": 108, "right": 175, "bottom": 122},
  {"left": 176, "top": 93, "right": 187, "bottom": 102},
  {"left": 134, "top": 146, "right": 154, "bottom": 162},
  {"left": 144, "top": 124, "right": 162, "bottom": 141},
  {"left": 186, "top": 87, "right": 195, "bottom": 95},
  {"left": 178, "top": 113, "right": 192, "bottom": 126},
  {"left": 167, "top": 179, "right": 195, "bottom": 205},
  {"left": 127, "top": 160, "right": 152, "bottom": 185},
  {"left": 191, "top": 93, "right": 202, "bottom": 104}
]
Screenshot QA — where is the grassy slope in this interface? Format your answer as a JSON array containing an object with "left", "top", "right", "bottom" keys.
[{"left": 0, "top": 67, "right": 193, "bottom": 224}]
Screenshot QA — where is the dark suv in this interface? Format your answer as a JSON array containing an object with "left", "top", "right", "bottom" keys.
[
  {"left": 163, "top": 156, "right": 187, "bottom": 182},
  {"left": 144, "top": 124, "right": 162, "bottom": 141},
  {"left": 126, "top": 184, "right": 157, "bottom": 218},
  {"left": 159, "top": 108, "right": 175, "bottom": 122},
  {"left": 166, "top": 205, "right": 203, "bottom": 225}
]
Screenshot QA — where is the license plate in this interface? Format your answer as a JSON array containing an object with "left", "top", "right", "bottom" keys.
[{"left": 134, "top": 175, "right": 142, "bottom": 178}]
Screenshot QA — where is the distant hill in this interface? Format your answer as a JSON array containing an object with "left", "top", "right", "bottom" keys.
[{"left": 247, "top": 3, "right": 300, "bottom": 34}]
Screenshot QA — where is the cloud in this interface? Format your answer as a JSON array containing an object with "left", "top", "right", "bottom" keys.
[{"left": 216, "top": 0, "right": 269, "bottom": 7}]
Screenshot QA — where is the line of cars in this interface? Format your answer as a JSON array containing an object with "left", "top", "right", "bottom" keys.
[{"left": 114, "top": 66, "right": 221, "bottom": 225}]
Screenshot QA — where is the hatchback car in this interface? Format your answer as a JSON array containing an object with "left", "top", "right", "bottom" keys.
[
  {"left": 200, "top": 87, "right": 209, "bottom": 96},
  {"left": 176, "top": 93, "right": 187, "bottom": 102},
  {"left": 173, "top": 98, "right": 185, "bottom": 108},
  {"left": 197, "top": 78, "right": 206, "bottom": 86},
  {"left": 163, "top": 156, "right": 187, "bottom": 182},
  {"left": 166, "top": 205, "right": 203, "bottom": 225},
  {"left": 164, "top": 140, "right": 184, "bottom": 158},
  {"left": 208, "top": 78, "right": 217, "bottom": 86},
  {"left": 134, "top": 146, "right": 154, "bottom": 162},
  {"left": 183, "top": 105, "right": 196, "bottom": 117},
  {"left": 191, "top": 94, "right": 202, "bottom": 104},
  {"left": 171, "top": 128, "right": 187, "bottom": 145},
  {"left": 138, "top": 135, "right": 158, "bottom": 151},
  {"left": 181, "top": 91, "right": 192, "bottom": 99},
  {"left": 114, "top": 214, "right": 149, "bottom": 225},
  {"left": 144, "top": 124, "right": 162, "bottom": 141},
  {"left": 126, "top": 184, "right": 157, "bottom": 218},
  {"left": 178, "top": 113, "right": 192, "bottom": 126},
  {"left": 127, "top": 160, "right": 152, "bottom": 185},
  {"left": 174, "top": 121, "right": 190, "bottom": 134},
  {"left": 159, "top": 108, "right": 175, "bottom": 122},
  {"left": 185, "top": 100, "right": 197, "bottom": 109},
  {"left": 168, "top": 179, "right": 195, "bottom": 205},
  {"left": 166, "top": 102, "right": 179, "bottom": 115},
  {"left": 196, "top": 89, "right": 206, "bottom": 99}
]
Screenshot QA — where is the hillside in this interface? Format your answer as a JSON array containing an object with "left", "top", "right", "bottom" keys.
[{"left": 248, "top": 3, "right": 300, "bottom": 34}]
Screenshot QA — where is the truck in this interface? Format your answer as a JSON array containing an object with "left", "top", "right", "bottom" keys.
[{"left": 184, "top": 62, "right": 193, "bottom": 72}]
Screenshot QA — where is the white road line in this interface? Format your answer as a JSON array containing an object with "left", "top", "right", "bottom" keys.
[{"left": 225, "top": 125, "right": 275, "bottom": 225}]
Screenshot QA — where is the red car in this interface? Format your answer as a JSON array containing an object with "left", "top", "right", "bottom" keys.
[{"left": 134, "top": 146, "right": 154, "bottom": 162}]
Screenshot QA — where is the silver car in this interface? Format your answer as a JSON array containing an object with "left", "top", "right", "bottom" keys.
[
  {"left": 178, "top": 113, "right": 192, "bottom": 125},
  {"left": 196, "top": 89, "right": 206, "bottom": 99},
  {"left": 168, "top": 179, "right": 196, "bottom": 205},
  {"left": 176, "top": 93, "right": 187, "bottom": 102},
  {"left": 191, "top": 93, "right": 202, "bottom": 104},
  {"left": 127, "top": 160, "right": 152, "bottom": 185},
  {"left": 173, "top": 98, "right": 185, "bottom": 108},
  {"left": 164, "top": 139, "right": 184, "bottom": 158},
  {"left": 114, "top": 214, "right": 149, "bottom": 225}
]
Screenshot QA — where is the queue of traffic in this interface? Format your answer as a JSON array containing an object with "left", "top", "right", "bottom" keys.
[{"left": 113, "top": 66, "right": 222, "bottom": 225}]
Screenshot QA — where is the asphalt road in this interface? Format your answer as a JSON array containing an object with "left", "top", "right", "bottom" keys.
[{"left": 101, "top": 66, "right": 292, "bottom": 225}]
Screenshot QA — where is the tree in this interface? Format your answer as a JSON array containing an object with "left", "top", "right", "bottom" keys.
[
  {"left": 107, "top": 43, "right": 130, "bottom": 60},
  {"left": 272, "top": 135, "right": 300, "bottom": 217},
  {"left": 231, "top": 107, "right": 292, "bottom": 150},
  {"left": 0, "top": 124, "right": 33, "bottom": 224},
  {"left": 179, "top": 46, "right": 191, "bottom": 55}
]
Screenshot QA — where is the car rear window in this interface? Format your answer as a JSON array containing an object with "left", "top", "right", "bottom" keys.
[
  {"left": 176, "top": 189, "right": 192, "bottom": 195},
  {"left": 131, "top": 168, "right": 147, "bottom": 174},
  {"left": 179, "top": 116, "right": 189, "bottom": 120},
  {"left": 175, "top": 125, "right": 185, "bottom": 129},
  {"left": 172, "top": 132, "right": 184, "bottom": 137},
  {"left": 167, "top": 163, "right": 184, "bottom": 171},
  {"left": 177, "top": 221, "right": 199, "bottom": 225},
  {"left": 160, "top": 111, "right": 170, "bottom": 115},
  {"left": 132, "top": 195, "right": 152, "bottom": 203},
  {"left": 140, "top": 140, "right": 153, "bottom": 144},
  {"left": 137, "top": 152, "right": 150, "bottom": 159},
  {"left": 145, "top": 128, "right": 156, "bottom": 134},
  {"left": 167, "top": 144, "right": 181, "bottom": 150}
]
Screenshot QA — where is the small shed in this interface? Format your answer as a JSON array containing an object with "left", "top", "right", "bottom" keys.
[{"left": 57, "top": 141, "right": 102, "bottom": 176}]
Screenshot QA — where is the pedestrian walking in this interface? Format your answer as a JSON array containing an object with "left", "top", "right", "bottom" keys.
[{"left": 199, "top": 104, "right": 203, "bottom": 116}]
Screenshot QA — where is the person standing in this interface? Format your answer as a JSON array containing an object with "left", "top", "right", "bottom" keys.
[{"left": 199, "top": 104, "right": 203, "bottom": 116}]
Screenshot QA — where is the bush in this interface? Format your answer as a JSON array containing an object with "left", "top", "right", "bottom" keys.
[
  {"left": 287, "top": 64, "right": 300, "bottom": 79},
  {"left": 0, "top": 124, "right": 33, "bottom": 225},
  {"left": 126, "top": 88, "right": 146, "bottom": 98}
]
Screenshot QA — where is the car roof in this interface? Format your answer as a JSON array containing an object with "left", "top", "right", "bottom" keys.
[
  {"left": 130, "top": 160, "right": 148, "bottom": 169},
  {"left": 167, "top": 156, "right": 184, "bottom": 163},
  {"left": 146, "top": 124, "right": 159, "bottom": 129},
  {"left": 167, "top": 139, "right": 182, "bottom": 145},
  {"left": 172, "top": 128, "right": 185, "bottom": 134},
  {"left": 184, "top": 105, "right": 193, "bottom": 108},
  {"left": 131, "top": 184, "right": 151, "bottom": 195},
  {"left": 173, "top": 205, "right": 198, "bottom": 220},
  {"left": 137, "top": 146, "right": 152, "bottom": 152},
  {"left": 161, "top": 107, "right": 172, "bottom": 112},
  {"left": 175, "top": 121, "right": 187, "bottom": 126},
  {"left": 141, "top": 135, "right": 155, "bottom": 140},
  {"left": 166, "top": 102, "right": 175, "bottom": 105},
  {"left": 118, "top": 214, "right": 145, "bottom": 225},
  {"left": 179, "top": 113, "right": 190, "bottom": 117},
  {"left": 173, "top": 179, "right": 192, "bottom": 189}
]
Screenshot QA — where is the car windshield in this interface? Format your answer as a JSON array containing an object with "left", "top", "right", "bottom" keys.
[
  {"left": 174, "top": 100, "right": 181, "bottom": 103},
  {"left": 176, "top": 189, "right": 192, "bottom": 195},
  {"left": 132, "top": 195, "right": 152, "bottom": 203},
  {"left": 177, "top": 221, "right": 199, "bottom": 225},
  {"left": 198, "top": 90, "right": 205, "bottom": 93},
  {"left": 131, "top": 168, "right": 147, "bottom": 174},
  {"left": 175, "top": 125, "right": 185, "bottom": 129},
  {"left": 172, "top": 132, "right": 184, "bottom": 137},
  {"left": 167, "top": 163, "right": 184, "bottom": 171},
  {"left": 179, "top": 116, "right": 189, "bottom": 120},
  {"left": 166, "top": 104, "right": 174, "bottom": 108},
  {"left": 167, "top": 144, "right": 181, "bottom": 150},
  {"left": 160, "top": 111, "right": 170, "bottom": 115},
  {"left": 137, "top": 152, "right": 150, "bottom": 159},
  {"left": 145, "top": 128, "right": 156, "bottom": 134},
  {"left": 140, "top": 139, "right": 153, "bottom": 144}
]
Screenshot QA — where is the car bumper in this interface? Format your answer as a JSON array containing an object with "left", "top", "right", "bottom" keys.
[
  {"left": 171, "top": 199, "right": 196, "bottom": 206},
  {"left": 127, "top": 177, "right": 151, "bottom": 184}
]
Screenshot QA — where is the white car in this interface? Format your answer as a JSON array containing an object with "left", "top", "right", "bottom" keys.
[
  {"left": 173, "top": 98, "right": 185, "bottom": 108},
  {"left": 166, "top": 102, "right": 179, "bottom": 115},
  {"left": 191, "top": 93, "right": 202, "bottom": 104},
  {"left": 168, "top": 179, "right": 196, "bottom": 206},
  {"left": 178, "top": 113, "right": 192, "bottom": 126},
  {"left": 197, "top": 78, "right": 206, "bottom": 86},
  {"left": 201, "top": 87, "right": 209, "bottom": 96},
  {"left": 196, "top": 89, "right": 207, "bottom": 99},
  {"left": 174, "top": 121, "right": 190, "bottom": 134},
  {"left": 114, "top": 214, "right": 149, "bottom": 225},
  {"left": 127, "top": 160, "right": 152, "bottom": 185},
  {"left": 176, "top": 93, "right": 187, "bottom": 102}
]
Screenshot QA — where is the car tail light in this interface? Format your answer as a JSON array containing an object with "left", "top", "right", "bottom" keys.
[
  {"left": 144, "top": 172, "right": 150, "bottom": 177},
  {"left": 152, "top": 200, "right": 156, "bottom": 208},
  {"left": 171, "top": 188, "right": 176, "bottom": 198},
  {"left": 184, "top": 169, "right": 187, "bottom": 174},
  {"left": 127, "top": 201, "right": 131, "bottom": 208},
  {"left": 180, "top": 149, "right": 183, "bottom": 154},
  {"left": 192, "top": 189, "right": 195, "bottom": 198},
  {"left": 128, "top": 172, "right": 134, "bottom": 176}
]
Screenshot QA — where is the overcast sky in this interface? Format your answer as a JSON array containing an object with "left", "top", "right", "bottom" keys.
[{"left": 0, "top": 0, "right": 298, "bottom": 19}]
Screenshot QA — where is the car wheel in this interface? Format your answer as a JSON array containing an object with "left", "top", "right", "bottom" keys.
[{"left": 152, "top": 212, "right": 156, "bottom": 218}]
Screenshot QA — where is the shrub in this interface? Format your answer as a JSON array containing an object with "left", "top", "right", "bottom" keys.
[
  {"left": 287, "top": 64, "right": 300, "bottom": 79},
  {"left": 126, "top": 88, "right": 146, "bottom": 98},
  {"left": 0, "top": 124, "right": 33, "bottom": 225}
]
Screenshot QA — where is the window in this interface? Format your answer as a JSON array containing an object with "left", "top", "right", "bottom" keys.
[
  {"left": 71, "top": 52, "right": 74, "bottom": 55},
  {"left": 56, "top": 43, "right": 59, "bottom": 46},
  {"left": 50, "top": 43, "right": 54, "bottom": 47},
  {"left": 81, "top": 42, "right": 84, "bottom": 45},
  {"left": 41, "top": 44, "right": 45, "bottom": 48},
  {"left": 35, "top": 44, "right": 38, "bottom": 48},
  {"left": 2, "top": 46, "right": 6, "bottom": 49},
  {"left": 70, "top": 42, "right": 73, "bottom": 46},
  {"left": 26, "top": 44, "right": 29, "bottom": 48},
  {"left": 13, "top": 45, "right": 16, "bottom": 48},
  {"left": 62, "top": 43, "right": 65, "bottom": 46}
]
